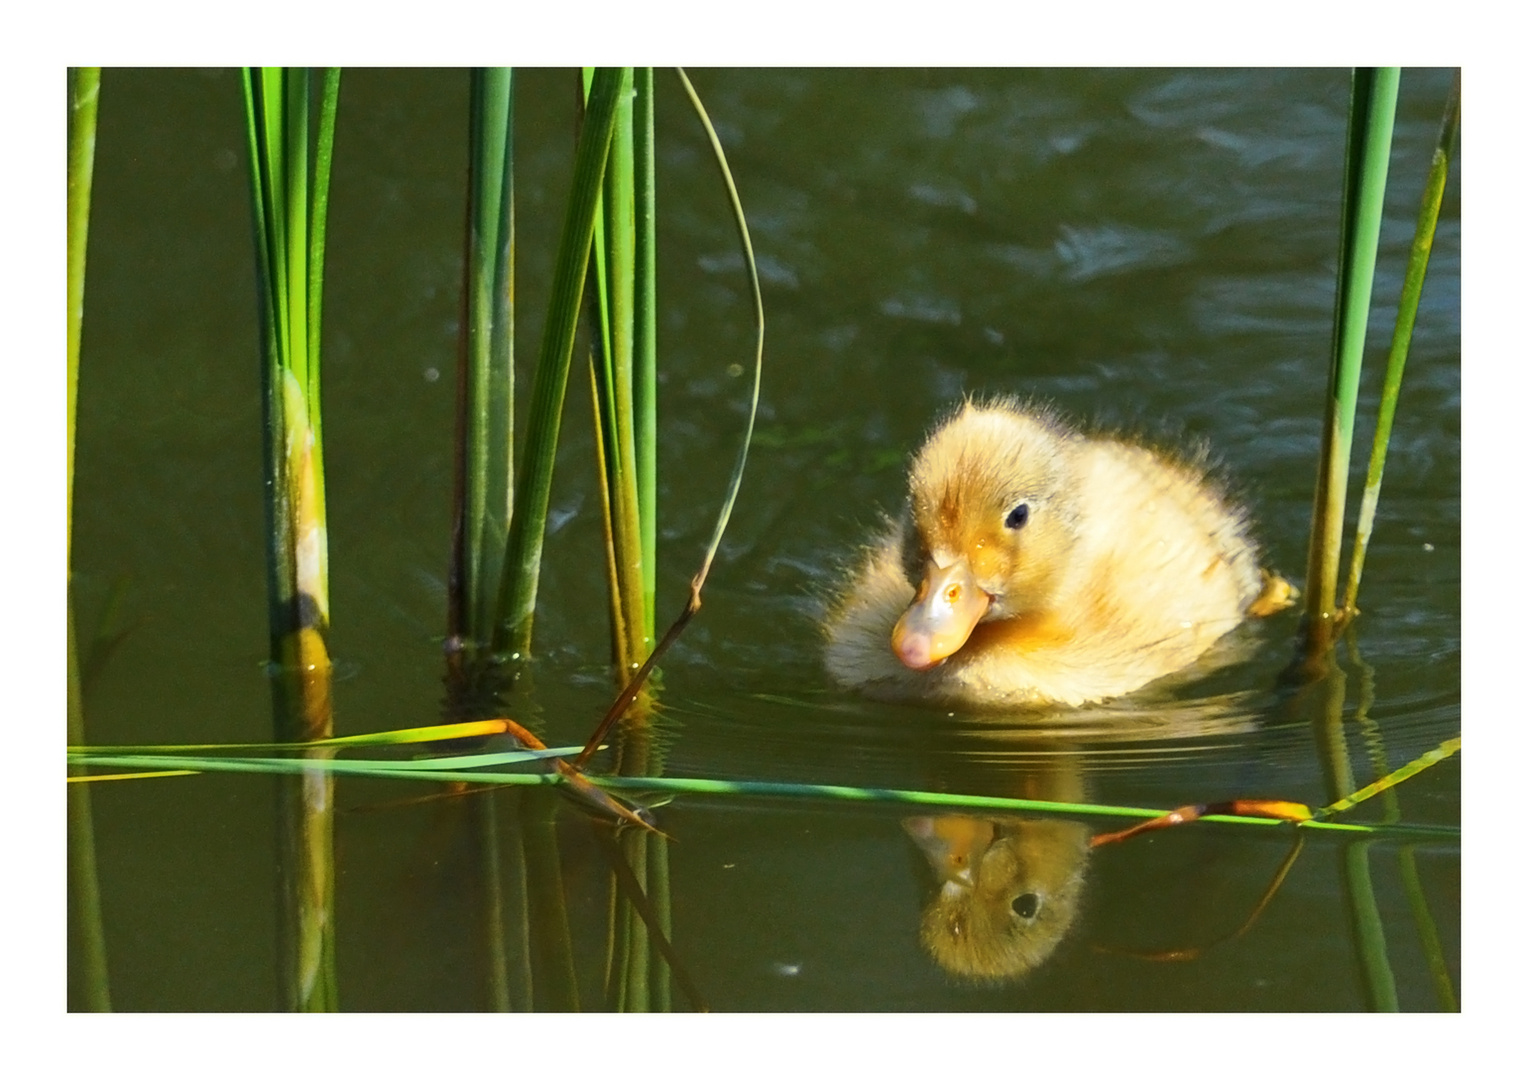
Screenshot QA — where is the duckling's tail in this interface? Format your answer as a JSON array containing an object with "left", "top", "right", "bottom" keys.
[{"left": 1246, "top": 570, "right": 1298, "bottom": 618}]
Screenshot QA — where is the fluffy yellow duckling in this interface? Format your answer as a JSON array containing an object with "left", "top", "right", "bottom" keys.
[{"left": 824, "top": 398, "right": 1291, "bottom": 708}]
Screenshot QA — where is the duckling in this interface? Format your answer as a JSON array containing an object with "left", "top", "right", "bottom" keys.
[
  {"left": 904, "top": 813, "right": 1090, "bottom": 981},
  {"left": 904, "top": 757, "right": 1091, "bottom": 981},
  {"left": 824, "top": 398, "right": 1291, "bottom": 708}
]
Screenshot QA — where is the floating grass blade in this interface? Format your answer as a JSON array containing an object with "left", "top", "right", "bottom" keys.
[
  {"left": 492, "top": 68, "right": 624, "bottom": 659},
  {"left": 1318, "top": 735, "right": 1460, "bottom": 819},
  {"left": 69, "top": 747, "right": 592, "bottom": 777},
  {"left": 1299, "top": 68, "right": 1400, "bottom": 662},
  {"left": 68, "top": 770, "right": 199, "bottom": 784},
  {"left": 1342, "top": 72, "right": 1460, "bottom": 616},
  {"left": 71, "top": 718, "right": 518, "bottom": 755},
  {"left": 60, "top": 750, "right": 1458, "bottom": 843}
]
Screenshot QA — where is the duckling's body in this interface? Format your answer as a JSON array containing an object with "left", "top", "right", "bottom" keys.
[{"left": 824, "top": 400, "right": 1284, "bottom": 708}]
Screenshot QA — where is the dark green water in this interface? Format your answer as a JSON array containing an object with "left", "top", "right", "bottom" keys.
[{"left": 70, "top": 68, "right": 1459, "bottom": 1011}]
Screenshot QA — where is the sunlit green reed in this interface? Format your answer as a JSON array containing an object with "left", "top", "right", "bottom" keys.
[
  {"left": 493, "top": 69, "right": 625, "bottom": 659},
  {"left": 450, "top": 68, "right": 517, "bottom": 651},
  {"left": 1300, "top": 67, "right": 1400, "bottom": 660},
  {"left": 1293, "top": 68, "right": 1460, "bottom": 1011},
  {"left": 1342, "top": 73, "right": 1461, "bottom": 615}
]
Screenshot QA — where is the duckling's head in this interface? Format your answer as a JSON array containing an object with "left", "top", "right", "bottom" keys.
[
  {"left": 893, "top": 401, "right": 1080, "bottom": 671},
  {"left": 905, "top": 814, "right": 1090, "bottom": 981}
]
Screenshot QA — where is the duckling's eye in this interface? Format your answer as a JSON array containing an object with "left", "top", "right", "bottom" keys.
[
  {"left": 1011, "top": 892, "right": 1041, "bottom": 920},
  {"left": 1004, "top": 503, "right": 1030, "bottom": 530}
]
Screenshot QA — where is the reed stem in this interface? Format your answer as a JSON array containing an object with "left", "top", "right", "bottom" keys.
[
  {"left": 66, "top": 65, "right": 111, "bottom": 1013},
  {"left": 493, "top": 68, "right": 625, "bottom": 659},
  {"left": 242, "top": 66, "right": 342, "bottom": 1011},
  {"left": 451, "top": 69, "right": 517, "bottom": 650},
  {"left": 67, "top": 67, "right": 100, "bottom": 560},
  {"left": 1300, "top": 68, "right": 1399, "bottom": 662},
  {"left": 1342, "top": 72, "right": 1460, "bottom": 616},
  {"left": 634, "top": 68, "right": 659, "bottom": 642}
]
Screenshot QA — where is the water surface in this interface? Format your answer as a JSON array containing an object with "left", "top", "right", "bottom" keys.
[{"left": 70, "top": 68, "right": 1460, "bottom": 1011}]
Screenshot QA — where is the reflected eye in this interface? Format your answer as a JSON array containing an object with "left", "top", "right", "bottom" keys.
[
  {"left": 1004, "top": 503, "right": 1030, "bottom": 530},
  {"left": 1011, "top": 892, "right": 1040, "bottom": 919}
]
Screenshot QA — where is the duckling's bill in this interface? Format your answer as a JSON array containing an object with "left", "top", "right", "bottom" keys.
[{"left": 892, "top": 557, "right": 991, "bottom": 670}]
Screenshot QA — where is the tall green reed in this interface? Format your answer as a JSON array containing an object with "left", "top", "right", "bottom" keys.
[
  {"left": 492, "top": 68, "right": 626, "bottom": 659},
  {"left": 446, "top": 67, "right": 523, "bottom": 1012},
  {"left": 1342, "top": 73, "right": 1460, "bottom": 615},
  {"left": 578, "top": 65, "right": 665, "bottom": 1010},
  {"left": 446, "top": 67, "right": 627, "bottom": 1012},
  {"left": 1299, "top": 67, "right": 1400, "bottom": 664},
  {"left": 450, "top": 68, "right": 516, "bottom": 657},
  {"left": 242, "top": 66, "right": 342, "bottom": 1011},
  {"left": 1296, "top": 68, "right": 1460, "bottom": 1011},
  {"left": 67, "top": 67, "right": 111, "bottom": 1012}
]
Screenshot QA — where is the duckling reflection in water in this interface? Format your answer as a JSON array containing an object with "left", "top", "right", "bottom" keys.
[
  {"left": 905, "top": 814, "right": 1090, "bottom": 981},
  {"left": 824, "top": 398, "right": 1293, "bottom": 708}
]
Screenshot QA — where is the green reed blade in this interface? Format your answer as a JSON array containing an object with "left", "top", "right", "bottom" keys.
[
  {"left": 569, "top": 68, "right": 767, "bottom": 770},
  {"left": 452, "top": 67, "right": 517, "bottom": 644},
  {"left": 242, "top": 67, "right": 340, "bottom": 1011},
  {"left": 1301, "top": 68, "right": 1399, "bottom": 658},
  {"left": 634, "top": 68, "right": 658, "bottom": 642},
  {"left": 67, "top": 67, "right": 99, "bottom": 562},
  {"left": 493, "top": 67, "right": 625, "bottom": 658},
  {"left": 67, "top": 69, "right": 111, "bottom": 1012},
  {"left": 245, "top": 67, "right": 335, "bottom": 642},
  {"left": 674, "top": 69, "right": 764, "bottom": 591},
  {"left": 1319, "top": 735, "right": 1460, "bottom": 819},
  {"left": 305, "top": 68, "right": 340, "bottom": 483},
  {"left": 1342, "top": 72, "right": 1459, "bottom": 615},
  {"left": 582, "top": 67, "right": 648, "bottom": 673}
]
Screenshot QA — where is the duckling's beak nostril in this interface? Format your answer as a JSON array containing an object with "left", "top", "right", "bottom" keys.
[{"left": 891, "top": 558, "right": 991, "bottom": 670}]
